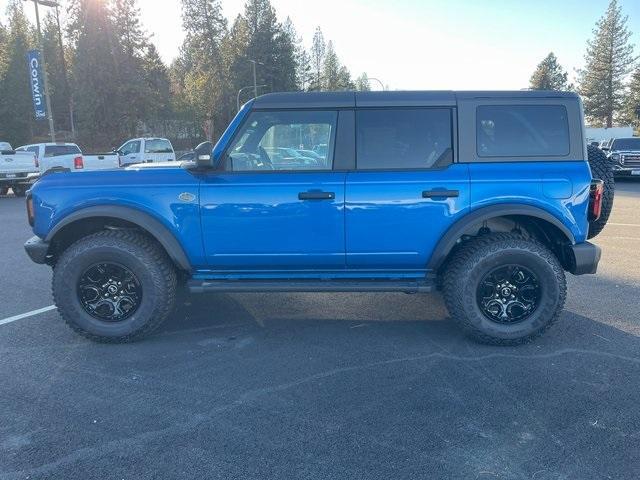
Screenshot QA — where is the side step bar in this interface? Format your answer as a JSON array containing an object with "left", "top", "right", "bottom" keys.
[{"left": 188, "top": 279, "right": 434, "bottom": 294}]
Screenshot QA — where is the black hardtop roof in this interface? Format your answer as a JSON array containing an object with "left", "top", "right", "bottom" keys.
[{"left": 252, "top": 90, "right": 579, "bottom": 109}]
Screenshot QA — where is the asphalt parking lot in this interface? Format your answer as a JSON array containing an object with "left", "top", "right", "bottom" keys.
[{"left": 1, "top": 182, "right": 640, "bottom": 480}]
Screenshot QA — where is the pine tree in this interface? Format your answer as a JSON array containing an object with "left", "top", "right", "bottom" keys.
[
  {"left": 42, "top": 13, "right": 71, "bottom": 133},
  {"left": 0, "top": 21, "right": 8, "bottom": 81},
  {"left": 529, "top": 52, "right": 569, "bottom": 91},
  {"left": 110, "top": 0, "right": 151, "bottom": 137},
  {"left": 577, "top": 0, "right": 636, "bottom": 127},
  {"left": 177, "top": 0, "right": 227, "bottom": 140},
  {"left": 142, "top": 44, "right": 172, "bottom": 123},
  {"left": 0, "top": 0, "right": 35, "bottom": 146},
  {"left": 621, "top": 67, "right": 640, "bottom": 131},
  {"left": 68, "top": 0, "right": 123, "bottom": 147},
  {"left": 321, "top": 41, "right": 353, "bottom": 91},
  {"left": 310, "top": 27, "right": 325, "bottom": 90},
  {"left": 282, "top": 17, "right": 308, "bottom": 91},
  {"left": 355, "top": 73, "right": 371, "bottom": 91}
]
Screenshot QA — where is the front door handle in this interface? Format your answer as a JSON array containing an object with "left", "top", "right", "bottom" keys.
[
  {"left": 422, "top": 189, "right": 459, "bottom": 198},
  {"left": 298, "top": 191, "right": 335, "bottom": 200}
]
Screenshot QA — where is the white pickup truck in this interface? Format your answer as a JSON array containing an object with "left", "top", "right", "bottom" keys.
[
  {"left": 16, "top": 143, "right": 119, "bottom": 174},
  {"left": 116, "top": 137, "right": 175, "bottom": 166},
  {"left": 0, "top": 142, "right": 38, "bottom": 197}
]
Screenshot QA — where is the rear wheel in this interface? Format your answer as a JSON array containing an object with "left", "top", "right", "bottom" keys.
[
  {"left": 0, "top": 186, "right": 8, "bottom": 196},
  {"left": 587, "top": 144, "right": 614, "bottom": 239},
  {"left": 443, "top": 233, "right": 566, "bottom": 345},
  {"left": 52, "top": 230, "right": 177, "bottom": 342}
]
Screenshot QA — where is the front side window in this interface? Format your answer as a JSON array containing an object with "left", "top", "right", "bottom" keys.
[
  {"left": 356, "top": 108, "right": 453, "bottom": 170},
  {"left": 477, "top": 105, "right": 570, "bottom": 157},
  {"left": 120, "top": 141, "right": 141, "bottom": 155},
  {"left": 225, "top": 110, "right": 337, "bottom": 172},
  {"left": 44, "top": 145, "right": 81, "bottom": 157}
]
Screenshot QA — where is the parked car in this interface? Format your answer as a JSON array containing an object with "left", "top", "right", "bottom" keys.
[
  {"left": 605, "top": 137, "right": 640, "bottom": 178},
  {"left": 116, "top": 137, "right": 175, "bottom": 166},
  {"left": 24, "top": 90, "right": 610, "bottom": 345},
  {"left": 0, "top": 142, "right": 38, "bottom": 197},
  {"left": 16, "top": 143, "right": 119, "bottom": 174}
]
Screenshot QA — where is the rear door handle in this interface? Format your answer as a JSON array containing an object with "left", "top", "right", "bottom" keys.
[
  {"left": 298, "top": 191, "right": 335, "bottom": 200},
  {"left": 422, "top": 189, "right": 459, "bottom": 198}
]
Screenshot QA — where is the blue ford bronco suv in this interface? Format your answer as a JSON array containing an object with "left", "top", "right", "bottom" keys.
[{"left": 24, "top": 91, "right": 611, "bottom": 345}]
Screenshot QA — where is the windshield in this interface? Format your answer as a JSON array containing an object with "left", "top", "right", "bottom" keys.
[
  {"left": 611, "top": 138, "right": 640, "bottom": 151},
  {"left": 44, "top": 145, "right": 81, "bottom": 157}
]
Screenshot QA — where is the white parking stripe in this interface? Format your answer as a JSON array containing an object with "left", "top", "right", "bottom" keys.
[
  {"left": 607, "top": 223, "right": 640, "bottom": 227},
  {"left": 0, "top": 305, "right": 57, "bottom": 326}
]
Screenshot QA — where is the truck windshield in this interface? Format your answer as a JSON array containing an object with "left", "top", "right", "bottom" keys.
[
  {"left": 44, "top": 145, "right": 81, "bottom": 157},
  {"left": 611, "top": 138, "right": 640, "bottom": 151}
]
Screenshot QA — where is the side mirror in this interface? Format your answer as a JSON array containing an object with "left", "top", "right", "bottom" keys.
[{"left": 194, "top": 141, "right": 214, "bottom": 168}]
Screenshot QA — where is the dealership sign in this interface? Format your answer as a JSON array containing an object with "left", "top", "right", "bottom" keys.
[{"left": 27, "top": 50, "right": 47, "bottom": 120}]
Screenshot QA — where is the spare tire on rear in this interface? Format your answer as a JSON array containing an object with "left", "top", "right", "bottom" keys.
[{"left": 586, "top": 144, "right": 614, "bottom": 239}]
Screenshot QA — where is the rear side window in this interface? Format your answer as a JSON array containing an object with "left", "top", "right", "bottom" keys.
[
  {"left": 477, "top": 105, "right": 570, "bottom": 157},
  {"left": 356, "top": 108, "right": 453, "bottom": 170},
  {"left": 44, "top": 145, "right": 81, "bottom": 157},
  {"left": 145, "top": 139, "right": 173, "bottom": 154}
]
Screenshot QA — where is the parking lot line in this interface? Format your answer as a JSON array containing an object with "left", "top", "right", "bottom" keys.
[
  {"left": 0, "top": 305, "right": 57, "bottom": 326},
  {"left": 607, "top": 222, "right": 640, "bottom": 227}
]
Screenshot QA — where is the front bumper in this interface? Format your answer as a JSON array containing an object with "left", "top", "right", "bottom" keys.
[
  {"left": 566, "top": 241, "right": 601, "bottom": 275},
  {"left": 24, "top": 236, "right": 50, "bottom": 264}
]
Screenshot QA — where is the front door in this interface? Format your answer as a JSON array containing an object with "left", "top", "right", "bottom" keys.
[
  {"left": 200, "top": 109, "right": 346, "bottom": 273},
  {"left": 119, "top": 140, "right": 141, "bottom": 165},
  {"left": 345, "top": 107, "right": 470, "bottom": 274}
]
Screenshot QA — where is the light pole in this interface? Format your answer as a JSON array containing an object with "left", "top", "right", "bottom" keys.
[
  {"left": 366, "top": 77, "right": 385, "bottom": 91},
  {"left": 237, "top": 84, "right": 267, "bottom": 111},
  {"left": 26, "top": 0, "right": 58, "bottom": 142},
  {"left": 248, "top": 59, "right": 264, "bottom": 98}
]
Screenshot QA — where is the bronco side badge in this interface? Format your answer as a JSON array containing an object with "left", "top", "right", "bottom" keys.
[{"left": 178, "top": 192, "right": 195, "bottom": 202}]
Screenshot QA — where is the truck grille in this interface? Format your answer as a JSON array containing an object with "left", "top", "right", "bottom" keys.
[{"left": 622, "top": 154, "right": 640, "bottom": 168}]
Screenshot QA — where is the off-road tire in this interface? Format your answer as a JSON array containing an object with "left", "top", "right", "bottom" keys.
[
  {"left": 442, "top": 233, "right": 566, "bottom": 345},
  {"left": 587, "top": 144, "right": 614, "bottom": 239},
  {"left": 52, "top": 230, "right": 177, "bottom": 343},
  {"left": 11, "top": 184, "right": 26, "bottom": 197}
]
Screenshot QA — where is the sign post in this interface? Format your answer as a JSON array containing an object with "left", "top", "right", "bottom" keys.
[{"left": 27, "top": 0, "right": 56, "bottom": 142}]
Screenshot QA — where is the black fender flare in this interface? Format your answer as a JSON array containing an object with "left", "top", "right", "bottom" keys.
[
  {"left": 46, "top": 205, "right": 192, "bottom": 272},
  {"left": 427, "top": 204, "right": 576, "bottom": 271}
]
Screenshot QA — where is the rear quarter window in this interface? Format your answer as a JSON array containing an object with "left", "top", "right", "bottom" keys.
[{"left": 477, "top": 105, "right": 570, "bottom": 157}]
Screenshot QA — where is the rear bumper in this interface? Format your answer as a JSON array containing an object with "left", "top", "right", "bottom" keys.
[
  {"left": 567, "top": 241, "right": 601, "bottom": 275},
  {"left": 24, "top": 236, "right": 50, "bottom": 264}
]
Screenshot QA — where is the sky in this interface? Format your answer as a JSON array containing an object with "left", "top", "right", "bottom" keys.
[{"left": 4, "top": 0, "right": 640, "bottom": 90}]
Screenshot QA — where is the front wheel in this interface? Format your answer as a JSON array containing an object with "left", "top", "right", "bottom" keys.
[
  {"left": 442, "top": 233, "right": 566, "bottom": 345},
  {"left": 53, "top": 230, "right": 177, "bottom": 342}
]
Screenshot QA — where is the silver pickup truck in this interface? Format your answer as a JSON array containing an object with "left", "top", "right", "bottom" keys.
[{"left": 0, "top": 142, "right": 38, "bottom": 197}]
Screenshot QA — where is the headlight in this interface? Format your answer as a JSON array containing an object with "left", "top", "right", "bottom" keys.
[{"left": 610, "top": 153, "right": 620, "bottom": 161}]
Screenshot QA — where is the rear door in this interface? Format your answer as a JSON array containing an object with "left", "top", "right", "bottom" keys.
[{"left": 345, "top": 106, "right": 470, "bottom": 273}]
